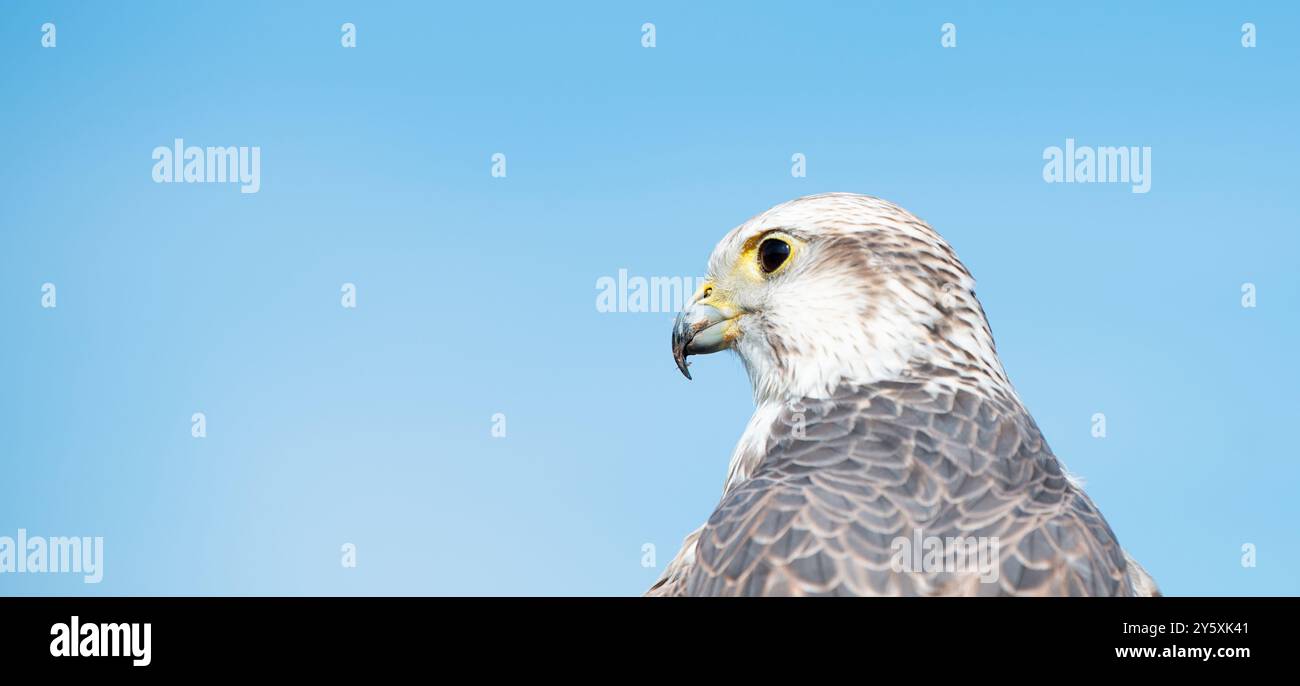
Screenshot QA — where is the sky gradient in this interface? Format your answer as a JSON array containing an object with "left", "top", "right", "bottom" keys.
[{"left": 1, "top": 1, "right": 1297, "bottom": 595}]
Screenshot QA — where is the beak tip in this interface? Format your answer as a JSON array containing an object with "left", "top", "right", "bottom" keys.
[
  {"left": 672, "top": 346, "right": 692, "bottom": 380},
  {"left": 672, "top": 312, "right": 693, "bottom": 380}
]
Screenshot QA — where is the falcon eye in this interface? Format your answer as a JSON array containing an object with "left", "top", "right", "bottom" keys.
[{"left": 757, "top": 238, "right": 791, "bottom": 274}]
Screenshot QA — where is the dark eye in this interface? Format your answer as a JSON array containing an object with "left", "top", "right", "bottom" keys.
[{"left": 758, "top": 238, "right": 791, "bottom": 274}]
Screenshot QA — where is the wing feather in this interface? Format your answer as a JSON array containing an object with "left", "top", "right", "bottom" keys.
[{"left": 651, "top": 382, "right": 1149, "bottom": 597}]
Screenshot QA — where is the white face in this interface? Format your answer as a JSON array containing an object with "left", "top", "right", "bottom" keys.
[{"left": 672, "top": 193, "right": 1009, "bottom": 404}]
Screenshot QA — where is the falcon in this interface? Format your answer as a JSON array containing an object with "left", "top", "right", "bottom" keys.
[{"left": 650, "top": 193, "right": 1158, "bottom": 597}]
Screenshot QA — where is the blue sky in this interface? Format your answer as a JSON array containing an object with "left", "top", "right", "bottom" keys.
[{"left": 1, "top": 1, "right": 1296, "bottom": 595}]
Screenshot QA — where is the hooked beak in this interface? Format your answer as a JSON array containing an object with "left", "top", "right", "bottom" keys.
[{"left": 671, "top": 283, "right": 740, "bottom": 380}]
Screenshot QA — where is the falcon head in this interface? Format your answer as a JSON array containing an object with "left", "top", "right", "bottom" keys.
[{"left": 672, "top": 193, "right": 1012, "bottom": 402}]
